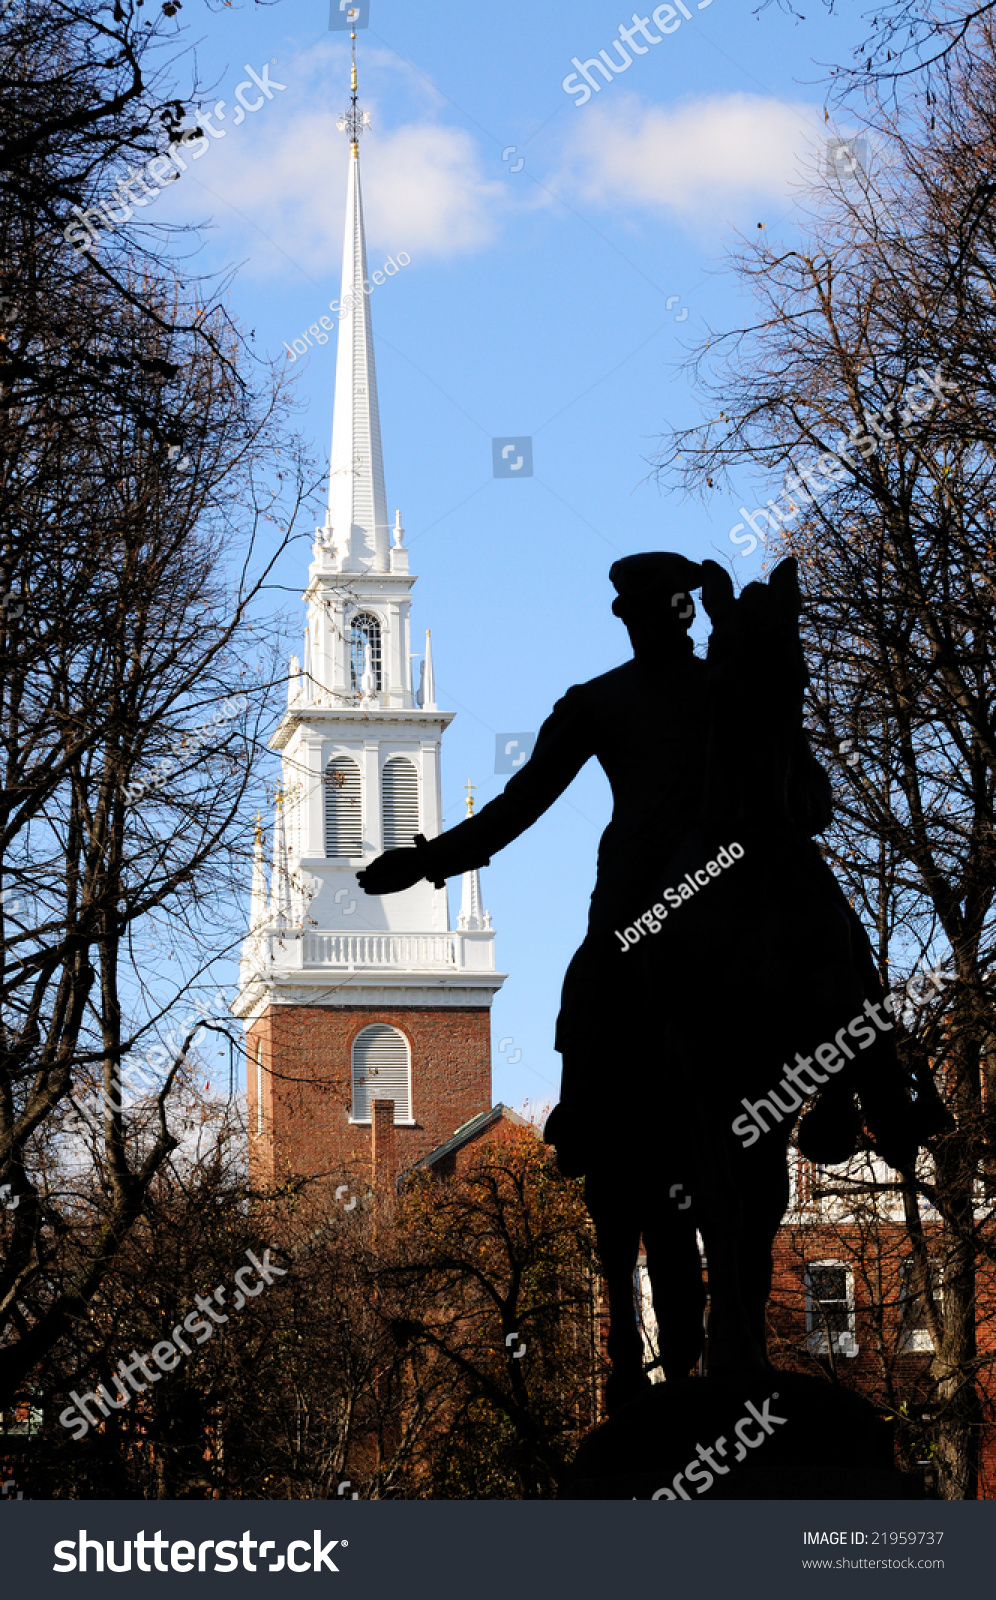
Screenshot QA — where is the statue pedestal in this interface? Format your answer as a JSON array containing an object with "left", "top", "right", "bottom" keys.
[{"left": 562, "top": 1373, "right": 924, "bottom": 1500}]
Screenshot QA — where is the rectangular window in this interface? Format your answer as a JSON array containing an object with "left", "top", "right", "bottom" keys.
[
  {"left": 0, "top": 1395, "right": 42, "bottom": 1436},
  {"left": 899, "top": 1257, "right": 942, "bottom": 1353},
  {"left": 806, "top": 1262, "right": 854, "bottom": 1353}
]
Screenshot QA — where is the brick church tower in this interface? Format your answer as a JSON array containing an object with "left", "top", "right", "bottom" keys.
[{"left": 233, "top": 39, "right": 505, "bottom": 1195}]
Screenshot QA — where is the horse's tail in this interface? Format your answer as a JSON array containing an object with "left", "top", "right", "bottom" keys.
[{"left": 798, "top": 888, "right": 931, "bottom": 1169}]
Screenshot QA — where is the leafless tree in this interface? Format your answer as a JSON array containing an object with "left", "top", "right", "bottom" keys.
[
  {"left": 657, "top": 23, "right": 996, "bottom": 1494},
  {"left": 0, "top": 0, "right": 321, "bottom": 1409}
]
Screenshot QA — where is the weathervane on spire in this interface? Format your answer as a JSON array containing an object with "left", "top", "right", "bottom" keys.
[{"left": 336, "top": 13, "right": 370, "bottom": 151}]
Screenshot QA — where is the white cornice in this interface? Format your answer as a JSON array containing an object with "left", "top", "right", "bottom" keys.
[
  {"left": 233, "top": 972, "right": 506, "bottom": 1026},
  {"left": 270, "top": 707, "right": 455, "bottom": 751},
  {"left": 304, "top": 571, "right": 418, "bottom": 603}
]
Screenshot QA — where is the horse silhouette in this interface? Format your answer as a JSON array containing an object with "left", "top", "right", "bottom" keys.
[
  {"left": 357, "top": 554, "right": 926, "bottom": 1406},
  {"left": 579, "top": 557, "right": 925, "bottom": 1404}
]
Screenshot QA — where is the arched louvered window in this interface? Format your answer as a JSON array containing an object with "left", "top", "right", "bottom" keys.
[
  {"left": 382, "top": 756, "right": 419, "bottom": 849},
  {"left": 350, "top": 612, "right": 382, "bottom": 692},
  {"left": 324, "top": 755, "right": 362, "bottom": 857},
  {"left": 351, "top": 1024, "right": 411, "bottom": 1122}
]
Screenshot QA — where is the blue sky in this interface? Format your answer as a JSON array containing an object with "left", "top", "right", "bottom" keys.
[{"left": 158, "top": 0, "right": 872, "bottom": 1111}]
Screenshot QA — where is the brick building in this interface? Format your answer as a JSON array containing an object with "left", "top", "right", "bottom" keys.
[
  {"left": 232, "top": 43, "right": 505, "bottom": 1193},
  {"left": 767, "top": 1146, "right": 996, "bottom": 1496}
]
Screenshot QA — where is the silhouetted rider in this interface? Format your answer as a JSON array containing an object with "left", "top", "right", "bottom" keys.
[{"left": 358, "top": 553, "right": 739, "bottom": 1170}]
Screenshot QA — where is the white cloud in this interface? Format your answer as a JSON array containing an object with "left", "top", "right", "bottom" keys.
[
  {"left": 160, "top": 44, "right": 505, "bottom": 281},
  {"left": 553, "top": 92, "right": 824, "bottom": 221}
]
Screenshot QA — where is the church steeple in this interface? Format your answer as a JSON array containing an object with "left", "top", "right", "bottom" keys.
[
  {"left": 325, "top": 23, "right": 388, "bottom": 573},
  {"left": 235, "top": 32, "right": 504, "bottom": 1198}
]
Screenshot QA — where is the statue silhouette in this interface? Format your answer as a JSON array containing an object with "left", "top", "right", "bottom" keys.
[{"left": 358, "top": 553, "right": 926, "bottom": 1407}]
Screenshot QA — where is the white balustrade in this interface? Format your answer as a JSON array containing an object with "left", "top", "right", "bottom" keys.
[{"left": 303, "top": 932, "right": 458, "bottom": 969}]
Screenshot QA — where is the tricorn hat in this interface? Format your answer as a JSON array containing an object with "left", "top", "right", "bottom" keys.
[{"left": 609, "top": 552, "right": 704, "bottom": 613}]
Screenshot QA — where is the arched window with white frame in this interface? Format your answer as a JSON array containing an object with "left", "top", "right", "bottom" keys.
[
  {"left": 324, "top": 754, "right": 362, "bottom": 857},
  {"left": 350, "top": 1024, "right": 412, "bottom": 1123},
  {"left": 382, "top": 756, "right": 419, "bottom": 849},
  {"left": 349, "top": 612, "right": 382, "bottom": 692}
]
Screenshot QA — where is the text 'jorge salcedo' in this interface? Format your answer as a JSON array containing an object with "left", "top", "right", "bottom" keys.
[{"left": 615, "top": 841, "right": 744, "bottom": 953}]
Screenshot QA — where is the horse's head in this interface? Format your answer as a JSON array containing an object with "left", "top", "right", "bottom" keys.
[
  {"left": 699, "top": 558, "right": 827, "bottom": 832},
  {"left": 701, "top": 555, "right": 807, "bottom": 700}
]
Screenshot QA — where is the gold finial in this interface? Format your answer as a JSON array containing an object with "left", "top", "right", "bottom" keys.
[
  {"left": 351, "top": 28, "right": 358, "bottom": 161},
  {"left": 275, "top": 785, "right": 284, "bottom": 808},
  {"left": 464, "top": 779, "right": 476, "bottom": 818},
  {"left": 253, "top": 810, "right": 263, "bottom": 844},
  {"left": 334, "top": 12, "right": 369, "bottom": 156}
]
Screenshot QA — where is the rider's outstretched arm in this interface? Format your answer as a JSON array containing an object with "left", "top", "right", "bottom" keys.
[{"left": 358, "top": 685, "right": 594, "bottom": 894}]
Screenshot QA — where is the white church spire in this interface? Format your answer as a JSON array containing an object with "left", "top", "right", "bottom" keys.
[
  {"left": 270, "top": 789, "right": 291, "bottom": 927},
  {"left": 457, "top": 782, "right": 491, "bottom": 932},
  {"left": 235, "top": 28, "right": 503, "bottom": 1049},
  {"left": 422, "top": 629, "right": 436, "bottom": 711},
  {"left": 250, "top": 814, "right": 268, "bottom": 932},
  {"left": 327, "top": 32, "right": 388, "bottom": 573},
  {"left": 301, "top": 626, "right": 313, "bottom": 705}
]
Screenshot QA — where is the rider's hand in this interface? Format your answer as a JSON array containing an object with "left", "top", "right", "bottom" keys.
[{"left": 356, "top": 847, "right": 426, "bottom": 896}]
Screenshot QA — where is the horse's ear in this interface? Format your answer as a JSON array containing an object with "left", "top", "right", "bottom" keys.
[
  {"left": 768, "top": 556, "right": 801, "bottom": 615},
  {"left": 700, "top": 559, "right": 736, "bottom": 625}
]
